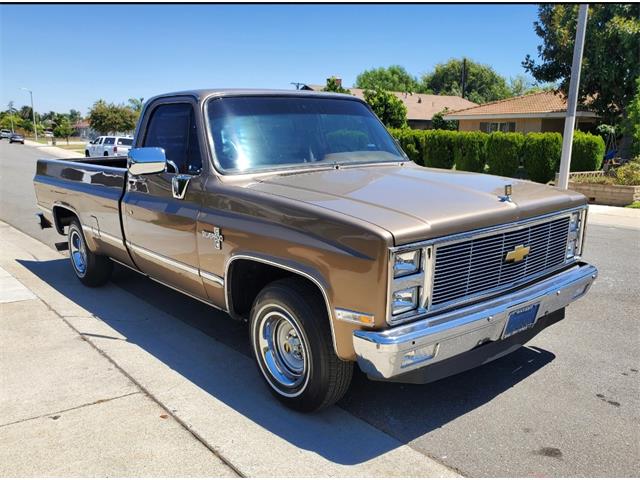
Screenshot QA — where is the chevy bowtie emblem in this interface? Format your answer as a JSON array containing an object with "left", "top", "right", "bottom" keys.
[{"left": 505, "top": 244, "right": 530, "bottom": 263}]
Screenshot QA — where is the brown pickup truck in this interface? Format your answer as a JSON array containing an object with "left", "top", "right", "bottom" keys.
[{"left": 34, "top": 89, "right": 598, "bottom": 411}]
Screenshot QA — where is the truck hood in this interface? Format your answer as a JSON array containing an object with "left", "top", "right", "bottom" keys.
[{"left": 248, "top": 163, "right": 586, "bottom": 245}]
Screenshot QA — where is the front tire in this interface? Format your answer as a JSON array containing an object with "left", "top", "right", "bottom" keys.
[
  {"left": 85, "top": 150, "right": 90, "bottom": 157},
  {"left": 250, "top": 278, "right": 353, "bottom": 412},
  {"left": 68, "top": 220, "right": 113, "bottom": 287}
]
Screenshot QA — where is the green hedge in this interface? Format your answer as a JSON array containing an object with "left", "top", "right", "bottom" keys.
[
  {"left": 571, "top": 131, "right": 605, "bottom": 172},
  {"left": 453, "top": 131, "right": 487, "bottom": 172},
  {"left": 523, "top": 133, "right": 562, "bottom": 183},
  {"left": 423, "top": 130, "right": 457, "bottom": 169},
  {"left": 485, "top": 132, "right": 524, "bottom": 177},
  {"left": 388, "top": 128, "right": 605, "bottom": 182}
]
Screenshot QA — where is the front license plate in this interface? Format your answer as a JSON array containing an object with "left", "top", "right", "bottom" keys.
[{"left": 503, "top": 303, "right": 540, "bottom": 339}]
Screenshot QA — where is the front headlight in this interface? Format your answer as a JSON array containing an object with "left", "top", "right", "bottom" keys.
[
  {"left": 391, "top": 286, "right": 419, "bottom": 315},
  {"left": 566, "top": 208, "right": 587, "bottom": 259},
  {"left": 388, "top": 246, "right": 433, "bottom": 324},
  {"left": 393, "top": 249, "right": 421, "bottom": 278}
]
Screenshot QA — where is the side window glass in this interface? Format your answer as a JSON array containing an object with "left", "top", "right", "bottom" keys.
[
  {"left": 104, "top": 137, "right": 115, "bottom": 145},
  {"left": 143, "top": 103, "right": 201, "bottom": 174}
]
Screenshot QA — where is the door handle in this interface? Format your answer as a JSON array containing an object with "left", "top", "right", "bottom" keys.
[{"left": 172, "top": 175, "right": 191, "bottom": 200}]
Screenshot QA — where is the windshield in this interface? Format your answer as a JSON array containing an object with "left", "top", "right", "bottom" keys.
[{"left": 207, "top": 96, "right": 404, "bottom": 173}]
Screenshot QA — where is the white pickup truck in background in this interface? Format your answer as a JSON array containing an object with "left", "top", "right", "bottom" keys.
[{"left": 85, "top": 135, "right": 133, "bottom": 157}]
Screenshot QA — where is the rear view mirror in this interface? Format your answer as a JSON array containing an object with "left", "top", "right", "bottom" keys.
[{"left": 128, "top": 147, "right": 167, "bottom": 175}]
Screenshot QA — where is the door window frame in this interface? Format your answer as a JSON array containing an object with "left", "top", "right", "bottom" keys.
[{"left": 135, "top": 95, "right": 207, "bottom": 179}]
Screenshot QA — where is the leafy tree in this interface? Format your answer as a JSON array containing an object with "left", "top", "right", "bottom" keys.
[
  {"left": 128, "top": 97, "right": 145, "bottom": 113},
  {"left": 68, "top": 109, "right": 82, "bottom": 124},
  {"left": 626, "top": 77, "right": 640, "bottom": 157},
  {"left": 323, "top": 77, "right": 351, "bottom": 94},
  {"left": 431, "top": 108, "right": 458, "bottom": 131},
  {"left": 523, "top": 4, "right": 640, "bottom": 125},
  {"left": 0, "top": 113, "right": 22, "bottom": 131},
  {"left": 363, "top": 88, "right": 407, "bottom": 129},
  {"left": 420, "top": 58, "right": 511, "bottom": 104},
  {"left": 88, "top": 100, "right": 137, "bottom": 135},
  {"left": 53, "top": 117, "right": 75, "bottom": 144},
  {"left": 18, "top": 105, "right": 33, "bottom": 121},
  {"left": 508, "top": 75, "right": 556, "bottom": 97},
  {"left": 355, "top": 65, "right": 420, "bottom": 93}
]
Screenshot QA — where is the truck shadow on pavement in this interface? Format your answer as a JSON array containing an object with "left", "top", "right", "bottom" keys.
[{"left": 20, "top": 259, "right": 555, "bottom": 466}]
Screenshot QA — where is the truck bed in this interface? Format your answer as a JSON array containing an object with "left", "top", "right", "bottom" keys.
[{"left": 33, "top": 156, "right": 134, "bottom": 266}]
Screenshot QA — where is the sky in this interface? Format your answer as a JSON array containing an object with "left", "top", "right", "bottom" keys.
[{"left": 0, "top": 4, "right": 542, "bottom": 115}]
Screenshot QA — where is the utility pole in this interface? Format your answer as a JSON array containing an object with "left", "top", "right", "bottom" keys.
[
  {"left": 557, "top": 4, "right": 589, "bottom": 190},
  {"left": 21, "top": 87, "right": 38, "bottom": 141},
  {"left": 461, "top": 58, "right": 467, "bottom": 99}
]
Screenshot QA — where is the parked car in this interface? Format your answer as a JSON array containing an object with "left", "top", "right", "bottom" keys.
[
  {"left": 9, "top": 133, "right": 25, "bottom": 144},
  {"left": 85, "top": 135, "right": 133, "bottom": 157},
  {"left": 34, "top": 89, "right": 598, "bottom": 412},
  {"left": 1, "top": 129, "right": 12, "bottom": 139},
  {"left": 44, "top": 130, "right": 54, "bottom": 138}
]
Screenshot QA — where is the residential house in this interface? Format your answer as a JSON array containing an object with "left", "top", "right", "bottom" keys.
[
  {"left": 443, "top": 91, "right": 597, "bottom": 133},
  {"left": 73, "top": 119, "right": 97, "bottom": 139},
  {"left": 301, "top": 81, "right": 477, "bottom": 130}
]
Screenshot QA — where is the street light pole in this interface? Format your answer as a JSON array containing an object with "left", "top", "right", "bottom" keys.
[
  {"left": 557, "top": 4, "right": 589, "bottom": 190},
  {"left": 21, "top": 88, "right": 38, "bottom": 141}
]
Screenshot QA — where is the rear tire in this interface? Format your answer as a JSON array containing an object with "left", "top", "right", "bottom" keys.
[
  {"left": 103, "top": 151, "right": 108, "bottom": 157},
  {"left": 250, "top": 278, "right": 353, "bottom": 412},
  {"left": 68, "top": 220, "right": 113, "bottom": 287}
]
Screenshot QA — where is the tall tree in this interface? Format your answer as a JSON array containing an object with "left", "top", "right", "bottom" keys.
[
  {"left": 508, "top": 75, "right": 556, "bottom": 97},
  {"left": 128, "top": 97, "right": 145, "bottom": 112},
  {"left": 54, "top": 117, "right": 74, "bottom": 144},
  {"left": 420, "top": 58, "right": 511, "bottom": 104},
  {"left": 88, "top": 100, "right": 137, "bottom": 135},
  {"left": 355, "top": 65, "right": 419, "bottom": 93},
  {"left": 323, "top": 77, "right": 351, "bottom": 94},
  {"left": 363, "top": 88, "right": 407, "bottom": 129},
  {"left": 68, "top": 109, "right": 82, "bottom": 124},
  {"left": 523, "top": 4, "right": 640, "bottom": 125}
]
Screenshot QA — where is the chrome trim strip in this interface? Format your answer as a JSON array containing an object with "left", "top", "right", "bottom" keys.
[
  {"left": 109, "top": 256, "right": 226, "bottom": 313},
  {"left": 36, "top": 204, "right": 53, "bottom": 214},
  {"left": 224, "top": 254, "right": 340, "bottom": 356},
  {"left": 201, "top": 270, "right": 224, "bottom": 286},
  {"left": 355, "top": 262, "right": 598, "bottom": 379},
  {"left": 81, "top": 224, "right": 124, "bottom": 247},
  {"left": 127, "top": 241, "right": 200, "bottom": 277}
]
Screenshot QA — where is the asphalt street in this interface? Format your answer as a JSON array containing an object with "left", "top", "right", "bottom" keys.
[{"left": 1, "top": 140, "right": 638, "bottom": 476}]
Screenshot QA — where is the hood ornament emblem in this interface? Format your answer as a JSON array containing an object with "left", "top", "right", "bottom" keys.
[{"left": 499, "top": 184, "right": 513, "bottom": 202}]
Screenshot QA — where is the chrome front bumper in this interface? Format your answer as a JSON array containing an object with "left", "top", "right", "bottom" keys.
[{"left": 353, "top": 262, "right": 597, "bottom": 380}]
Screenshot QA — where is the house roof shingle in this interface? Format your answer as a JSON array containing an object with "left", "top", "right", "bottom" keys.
[
  {"left": 444, "top": 90, "right": 596, "bottom": 119},
  {"left": 303, "top": 84, "right": 477, "bottom": 121}
]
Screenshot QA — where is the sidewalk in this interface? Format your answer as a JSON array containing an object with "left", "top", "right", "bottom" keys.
[
  {"left": 24, "top": 139, "right": 80, "bottom": 159},
  {"left": 587, "top": 204, "right": 640, "bottom": 230},
  {"left": 0, "top": 221, "right": 457, "bottom": 477}
]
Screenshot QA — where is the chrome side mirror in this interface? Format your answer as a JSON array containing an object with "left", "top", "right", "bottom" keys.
[{"left": 128, "top": 147, "right": 166, "bottom": 175}]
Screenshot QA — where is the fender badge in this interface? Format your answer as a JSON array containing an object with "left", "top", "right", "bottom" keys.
[{"left": 202, "top": 227, "right": 224, "bottom": 250}]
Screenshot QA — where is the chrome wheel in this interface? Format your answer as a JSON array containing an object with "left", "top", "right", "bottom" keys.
[
  {"left": 69, "top": 229, "right": 87, "bottom": 276},
  {"left": 255, "top": 306, "right": 309, "bottom": 394}
]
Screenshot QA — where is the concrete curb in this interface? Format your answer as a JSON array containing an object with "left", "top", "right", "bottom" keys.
[{"left": 0, "top": 221, "right": 460, "bottom": 477}]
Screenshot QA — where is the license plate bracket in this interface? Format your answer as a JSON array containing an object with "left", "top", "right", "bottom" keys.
[{"left": 503, "top": 303, "right": 540, "bottom": 339}]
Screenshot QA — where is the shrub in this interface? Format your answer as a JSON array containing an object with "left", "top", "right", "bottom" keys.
[
  {"left": 522, "top": 132, "right": 562, "bottom": 183},
  {"left": 615, "top": 159, "right": 640, "bottom": 186},
  {"left": 486, "top": 132, "right": 524, "bottom": 177},
  {"left": 424, "top": 130, "right": 456, "bottom": 169},
  {"left": 389, "top": 128, "right": 425, "bottom": 165},
  {"left": 453, "top": 131, "right": 488, "bottom": 172},
  {"left": 571, "top": 131, "right": 605, "bottom": 171}
]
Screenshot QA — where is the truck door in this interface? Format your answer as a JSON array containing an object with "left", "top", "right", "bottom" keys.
[
  {"left": 90, "top": 137, "right": 103, "bottom": 156},
  {"left": 122, "top": 98, "right": 206, "bottom": 298}
]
